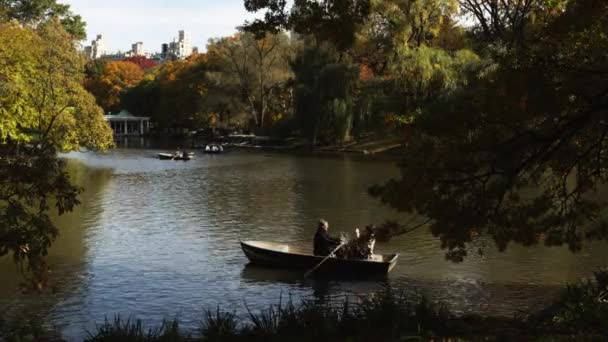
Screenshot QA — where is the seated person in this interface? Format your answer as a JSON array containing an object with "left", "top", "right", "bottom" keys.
[
  {"left": 337, "top": 225, "right": 376, "bottom": 260},
  {"left": 313, "top": 219, "right": 341, "bottom": 256}
]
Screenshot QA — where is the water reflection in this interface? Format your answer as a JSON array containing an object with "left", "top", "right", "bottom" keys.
[{"left": 0, "top": 158, "right": 113, "bottom": 335}]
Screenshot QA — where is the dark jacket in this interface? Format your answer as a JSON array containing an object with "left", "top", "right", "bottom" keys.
[{"left": 314, "top": 228, "right": 341, "bottom": 256}]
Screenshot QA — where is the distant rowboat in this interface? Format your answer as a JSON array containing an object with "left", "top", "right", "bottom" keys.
[
  {"left": 240, "top": 240, "right": 398, "bottom": 275},
  {"left": 158, "top": 152, "right": 194, "bottom": 160}
]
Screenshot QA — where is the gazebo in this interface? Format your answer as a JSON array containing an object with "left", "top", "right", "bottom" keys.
[{"left": 104, "top": 110, "right": 151, "bottom": 136}]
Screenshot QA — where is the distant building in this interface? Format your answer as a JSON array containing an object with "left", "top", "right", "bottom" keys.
[
  {"left": 104, "top": 110, "right": 150, "bottom": 136},
  {"left": 177, "top": 30, "right": 192, "bottom": 57},
  {"left": 161, "top": 43, "right": 169, "bottom": 59},
  {"left": 162, "top": 30, "right": 192, "bottom": 60},
  {"left": 131, "top": 42, "right": 144, "bottom": 56},
  {"left": 99, "top": 52, "right": 127, "bottom": 61},
  {"left": 89, "top": 34, "right": 106, "bottom": 59},
  {"left": 192, "top": 46, "right": 199, "bottom": 55}
]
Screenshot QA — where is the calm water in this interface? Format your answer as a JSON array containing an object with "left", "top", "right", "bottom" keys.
[{"left": 1, "top": 147, "right": 607, "bottom": 339}]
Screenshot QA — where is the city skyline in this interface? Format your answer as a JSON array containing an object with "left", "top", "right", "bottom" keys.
[{"left": 64, "top": 0, "right": 262, "bottom": 53}]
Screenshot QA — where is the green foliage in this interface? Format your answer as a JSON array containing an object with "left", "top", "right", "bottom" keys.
[
  {"left": 0, "top": 18, "right": 113, "bottom": 288},
  {"left": 244, "top": 0, "right": 371, "bottom": 51},
  {"left": 206, "top": 32, "right": 293, "bottom": 130},
  {"left": 531, "top": 269, "right": 608, "bottom": 336},
  {"left": 0, "top": 20, "right": 114, "bottom": 151},
  {"left": 459, "top": 0, "right": 567, "bottom": 46},
  {"left": 123, "top": 54, "right": 211, "bottom": 130},
  {"left": 370, "top": 0, "right": 608, "bottom": 260},
  {"left": 291, "top": 45, "right": 359, "bottom": 146},
  {"left": 0, "top": 0, "right": 87, "bottom": 40}
]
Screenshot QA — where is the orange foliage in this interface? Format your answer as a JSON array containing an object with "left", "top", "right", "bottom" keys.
[{"left": 88, "top": 61, "right": 144, "bottom": 111}]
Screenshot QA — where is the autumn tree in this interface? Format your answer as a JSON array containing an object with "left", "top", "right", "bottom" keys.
[
  {"left": 0, "top": 17, "right": 113, "bottom": 289},
  {"left": 207, "top": 32, "right": 292, "bottom": 130},
  {"left": 86, "top": 61, "right": 144, "bottom": 112},
  {"left": 123, "top": 55, "right": 159, "bottom": 71},
  {"left": 123, "top": 54, "right": 211, "bottom": 130}
]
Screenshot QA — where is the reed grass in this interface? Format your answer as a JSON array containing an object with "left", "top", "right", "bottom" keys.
[{"left": 4, "top": 274, "right": 608, "bottom": 341}]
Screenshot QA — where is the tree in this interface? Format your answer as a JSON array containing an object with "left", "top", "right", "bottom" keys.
[
  {"left": 122, "top": 56, "right": 159, "bottom": 71},
  {"left": 207, "top": 32, "right": 292, "bottom": 130},
  {"left": 86, "top": 61, "right": 144, "bottom": 112},
  {"left": 243, "top": 0, "right": 371, "bottom": 51},
  {"left": 0, "top": 19, "right": 113, "bottom": 289},
  {"left": 0, "top": 0, "right": 86, "bottom": 39},
  {"left": 457, "top": 0, "right": 567, "bottom": 46},
  {"left": 351, "top": 0, "right": 476, "bottom": 138},
  {"left": 291, "top": 45, "right": 359, "bottom": 146},
  {"left": 370, "top": 0, "right": 608, "bottom": 261},
  {"left": 123, "top": 54, "right": 211, "bottom": 130}
]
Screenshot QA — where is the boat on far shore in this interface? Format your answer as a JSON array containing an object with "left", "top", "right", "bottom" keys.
[{"left": 240, "top": 240, "right": 398, "bottom": 275}]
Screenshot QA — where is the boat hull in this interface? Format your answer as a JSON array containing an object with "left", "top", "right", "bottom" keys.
[
  {"left": 158, "top": 153, "right": 193, "bottom": 160},
  {"left": 240, "top": 241, "right": 398, "bottom": 275}
]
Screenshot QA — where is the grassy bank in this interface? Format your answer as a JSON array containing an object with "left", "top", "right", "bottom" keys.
[{"left": 2, "top": 271, "right": 607, "bottom": 341}]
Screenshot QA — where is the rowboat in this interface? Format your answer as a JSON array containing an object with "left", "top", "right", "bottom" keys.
[
  {"left": 158, "top": 152, "right": 194, "bottom": 160},
  {"left": 240, "top": 240, "right": 398, "bottom": 275}
]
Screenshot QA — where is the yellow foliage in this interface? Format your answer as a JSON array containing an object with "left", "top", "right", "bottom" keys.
[
  {"left": 96, "top": 61, "right": 144, "bottom": 111},
  {"left": 0, "top": 20, "right": 113, "bottom": 151}
]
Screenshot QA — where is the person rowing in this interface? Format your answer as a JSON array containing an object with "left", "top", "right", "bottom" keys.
[{"left": 313, "top": 219, "right": 342, "bottom": 256}]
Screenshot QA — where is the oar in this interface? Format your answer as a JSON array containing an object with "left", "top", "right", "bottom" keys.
[{"left": 304, "top": 243, "right": 344, "bottom": 278}]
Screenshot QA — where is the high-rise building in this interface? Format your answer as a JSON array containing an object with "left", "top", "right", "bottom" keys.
[
  {"left": 131, "top": 42, "right": 144, "bottom": 56},
  {"left": 177, "top": 30, "right": 192, "bottom": 58},
  {"left": 90, "top": 34, "right": 106, "bottom": 59},
  {"left": 163, "top": 30, "right": 192, "bottom": 60}
]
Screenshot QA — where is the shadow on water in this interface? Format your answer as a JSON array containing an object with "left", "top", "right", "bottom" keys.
[
  {"left": 0, "top": 157, "right": 113, "bottom": 330},
  {"left": 240, "top": 263, "right": 392, "bottom": 304}
]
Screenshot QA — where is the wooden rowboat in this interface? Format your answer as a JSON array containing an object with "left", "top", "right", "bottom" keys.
[
  {"left": 240, "top": 240, "right": 398, "bottom": 275},
  {"left": 157, "top": 152, "right": 194, "bottom": 160}
]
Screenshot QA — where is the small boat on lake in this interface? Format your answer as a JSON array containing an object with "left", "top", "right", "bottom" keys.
[
  {"left": 203, "top": 144, "right": 224, "bottom": 154},
  {"left": 158, "top": 152, "right": 194, "bottom": 160},
  {"left": 240, "top": 240, "right": 398, "bottom": 275}
]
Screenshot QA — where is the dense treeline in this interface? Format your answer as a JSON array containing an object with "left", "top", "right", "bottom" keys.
[
  {"left": 83, "top": 0, "right": 482, "bottom": 143},
  {"left": 239, "top": 0, "right": 608, "bottom": 260}
]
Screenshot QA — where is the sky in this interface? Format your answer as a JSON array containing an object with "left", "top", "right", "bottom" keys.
[{"left": 63, "top": 0, "right": 263, "bottom": 53}]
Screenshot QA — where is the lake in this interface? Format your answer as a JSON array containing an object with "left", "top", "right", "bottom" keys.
[{"left": 1, "top": 147, "right": 607, "bottom": 340}]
